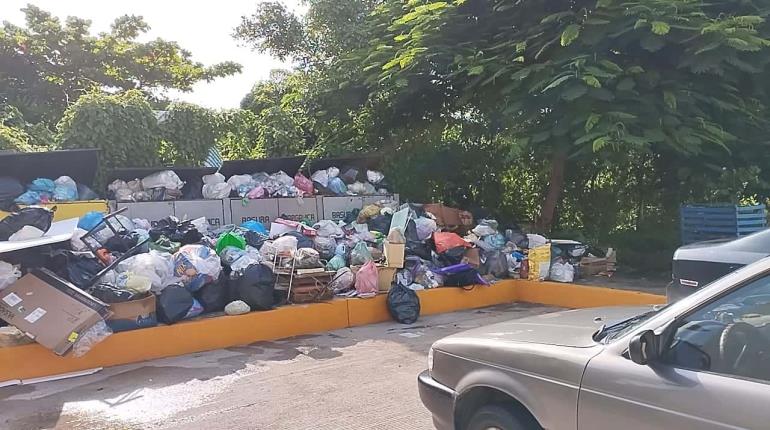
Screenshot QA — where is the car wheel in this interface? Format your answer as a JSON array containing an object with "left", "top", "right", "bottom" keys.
[{"left": 466, "top": 405, "right": 536, "bottom": 430}]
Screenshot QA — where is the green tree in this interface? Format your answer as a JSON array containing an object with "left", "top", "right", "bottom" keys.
[
  {"left": 1, "top": 4, "right": 241, "bottom": 124},
  {"left": 355, "top": 0, "right": 770, "bottom": 231}
]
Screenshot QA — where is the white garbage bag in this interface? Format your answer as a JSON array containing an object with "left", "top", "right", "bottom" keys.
[{"left": 142, "top": 170, "right": 184, "bottom": 190}]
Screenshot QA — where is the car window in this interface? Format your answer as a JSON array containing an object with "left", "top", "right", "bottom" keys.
[{"left": 663, "top": 274, "right": 770, "bottom": 382}]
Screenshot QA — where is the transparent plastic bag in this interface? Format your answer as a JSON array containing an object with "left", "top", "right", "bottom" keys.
[
  {"left": 203, "top": 172, "right": 226, "bottom": 184},
  {"left": 293, "top": 247, "right": 322, "bottom": 268},
  {"left": 116, "top": 250, "right": 176, "bottom": 292},
  {"left": 350, "top": 241, "right": 373, "bottom": 266},
  {"left": 311, "top": 170, "right": 329, "bottom": 187},
  {"left": 202, "top": 183, "right": 231, "bottom": 199},
  {"left": 142, "top": 170, "right": 184, "bottom": 190},
  {"left": 173, "top": 244, "right": 223, "bottom": 291},
  {"left": 227, "top": 174, "right": 256, "bottom": 197},
  {"left": 259, "top": 240, "right": 277, "bottom": 261},
  {"left": 116, "top": 272, "right": 152, "bottom": 294},
  {"left": 53, "top": 176, "right": 78, "bottom": 201},
  {"left": 549, "top": 260, "right": 574, "bottom": 283},
  {"left": 326, "top": 254, "right": 347, "bottom": 271},
  {"left": 327, "top": 167, "right": 340, "bottom": 178},
  {"left": 366, "top": 170, "right": 385, "bottom": 184},
  {"left": 330, "top": 267, "right": 355, "bottom": 293},
  {"left": 313, "top": 236, "right": 337, "bottom": 260},
  {"left": 0, "top": 261, "right": 21, "bottom": 290},
  {"left": 72, "top": 320, "right": 112, "bottom": 357},
  {"left": 271, "top": 171, "right": 295, "bottom": 187},
  {"left": 273, "top": 235, "right": 298, "bottom": 254},
  {"left": 414, "top": 218, "right": 438, "bottom": 241},
  {"left": 313, "top": 220, "right": 344, "bottom": 238},
  {"left": 246, "top": 186, "right": 265, "bottom": 199}
]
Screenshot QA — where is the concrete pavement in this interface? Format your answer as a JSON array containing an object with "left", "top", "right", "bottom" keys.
[{"left": 0, "top": 303, "right": 560, "bottom": 430}]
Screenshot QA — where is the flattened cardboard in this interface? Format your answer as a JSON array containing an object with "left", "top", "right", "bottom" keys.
[{"left": 0, "top": 268, "right": 109, "bottom": 355}]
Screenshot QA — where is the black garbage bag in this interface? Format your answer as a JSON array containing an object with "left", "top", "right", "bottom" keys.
[
  {"left": 406, "top": 241, "right": 432, "bottom": 260},
  {"left": 367, "top": 214, "right": 392, "bottom": 235},
  {"left": 443, "top": 267, "right": 484, "bottom": 287},
  {"left": 182, "top": 177, "right": 204, "bottom": 200},
  {"left": 244, "top": 230, "right": 268, "bottom": 248},
  {"left": 0, "top": 207, "right": 54, "bottom": 240},
  {"left": 195, "top": 273, "right": 230, "bottom": 313},
  {"left": 234, "top": 264, "right": 275, "bottom": 311},
  {"left": 104, "top": 232, "right": 140, "bottom": 253},
  {"left": 340, "top": 166, "right": 360, "bottom": 184},
  {"left": 281, "top": 231, "right": 313, "bottom": 250},
  {"left": 150, "top": 217, "right": 203, "bottom": 245},
  {"left": 436, "top": 246, "right": 466, "bottom": 267},
  {"left": 65, "top": 254, "right": 103, "bottom": 289},
  {"left": 387, "top": 283, "right": 420, "bottom": 324},
  {"left": 0, "top": 177, "right": 24, "bottom": 212},
  {"left": 343, "top": 208, "right": 360, "bottom": 224},
  {"left": 90, "top": 283, "right": 141, "bottom": 303},
  {"left": 157, "top": 285, "right": 194, "bottom": 324}
]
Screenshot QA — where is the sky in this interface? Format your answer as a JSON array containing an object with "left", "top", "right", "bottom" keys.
[{"left": 0, "top": 0, "right": 301, "bottom": 109}]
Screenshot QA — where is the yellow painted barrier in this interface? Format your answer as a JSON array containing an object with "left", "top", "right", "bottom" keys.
[
  {"left": 0, "top": 200, "right": 109, "bottom": 221},
  {"left": 514, "top": 280, "right": 667, "bottom": 308},
  {"left": 0, "top": 280, "right": 665, "bottom": 383}
]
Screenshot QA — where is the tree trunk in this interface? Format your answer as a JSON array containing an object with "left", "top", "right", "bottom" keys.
[{"left": 537, "top": 150, "right": 568, "bottom": 233}]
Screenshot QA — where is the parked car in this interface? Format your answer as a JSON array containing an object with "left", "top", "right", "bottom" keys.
[
  {"left": 669, "top": 228, "right": 770, "bottom": 302},
  {"left": 419, "top": 257, "right": 770, "bottom": 430}
]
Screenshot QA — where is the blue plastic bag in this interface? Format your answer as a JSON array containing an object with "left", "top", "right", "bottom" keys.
[
  {"left": 78, "top": 211, "right": 104, "bottom": 231},
  {"left": 53, "top": 176, "right": 78, "bottom": 201},
  {"left": 14, "top": 190, "right": 42, "bottom": 205},
  {"left": 241, "top": 220, "right": 268, "bottom": 235},
  {"left": 29, "top": 178, "right": 55, "bottom": 193},
  {"left": 328, "top": 177, "right": 348, "bottom": 196}
]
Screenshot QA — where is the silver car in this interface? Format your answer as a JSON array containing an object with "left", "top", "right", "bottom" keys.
[{"left": 419, "top": 257, "right": 770, "bottom": 430}]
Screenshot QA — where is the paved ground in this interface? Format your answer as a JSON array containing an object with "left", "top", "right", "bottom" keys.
[{"left": 0, "top": 303, "right": 561, "bottom": 430}]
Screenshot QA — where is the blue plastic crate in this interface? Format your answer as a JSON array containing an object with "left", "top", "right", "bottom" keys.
[{"left": 681, "top": 204, "right": 766, "bottom": 244}]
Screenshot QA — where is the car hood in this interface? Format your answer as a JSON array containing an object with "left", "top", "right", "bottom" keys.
[{"left": 437, "top": 306, "right": 650, "bottom": 349}]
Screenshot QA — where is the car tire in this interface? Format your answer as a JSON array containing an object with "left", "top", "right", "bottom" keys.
[{"left": 466, "top": 405, "right": 537, "bottom": 430}]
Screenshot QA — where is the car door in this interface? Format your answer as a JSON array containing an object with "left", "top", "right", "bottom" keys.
[{"left": 578, "top": 273, "right": 770, "bottom": 430}]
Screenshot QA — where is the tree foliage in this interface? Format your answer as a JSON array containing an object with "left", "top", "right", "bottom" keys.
[
  {"left": 159, "top": 102, "right": 219, "bottom": 166},
  {"left": 1, "top": 4, "right": 241, "bottom": 124}
]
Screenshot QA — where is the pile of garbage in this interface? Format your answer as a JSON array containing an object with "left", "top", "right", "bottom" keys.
[
  {"left": 108, "top": 166, "right": 392, "bottom": 203},
  {"left": 310, "top": 166, "right": 389, "bottom": 196},
  {"left": 0, "top": 198, "right": 611, "bottom": 358},
  {"left": 0, "top": 176, "right": 99, "bottom": 206}
]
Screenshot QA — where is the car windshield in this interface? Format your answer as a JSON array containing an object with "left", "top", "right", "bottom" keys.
[{"left": 594, "top": 306, "right": 666, "bottom": 343}]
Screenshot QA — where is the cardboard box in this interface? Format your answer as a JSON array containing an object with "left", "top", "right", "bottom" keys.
[
  {"left": 107, "top": 294, "right": 157, "bottom": 333},
  {"left": 424, "top": 203, "right": 474, "bottom": 230},
  {"left": 174, "top": 200, "right": 226, "bottom": 229},
  {"left": 0, "top": 269, "right": 110, "bottom": 355},
  {"left": 384, "top": 241, "right": 405, "bottom": 268},
  {"left": 378, "top": 267, "right": 398, "bottom": 292},
  {"left": 229, "top": 198, "right": 279, "bottom": 226}
]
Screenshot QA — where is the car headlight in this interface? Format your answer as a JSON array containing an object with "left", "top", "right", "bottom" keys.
[{"left": 428, "top": 346, "right": 434, "bottom": 373}]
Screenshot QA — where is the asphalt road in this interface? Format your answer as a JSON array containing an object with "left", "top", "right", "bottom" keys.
[{"left": 0, "top": 303, "right": 560, "bottom": 430}]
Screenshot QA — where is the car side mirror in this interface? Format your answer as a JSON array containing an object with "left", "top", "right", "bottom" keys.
[{"left": 628, "top": 330, "right": 660, "bottom": 365}]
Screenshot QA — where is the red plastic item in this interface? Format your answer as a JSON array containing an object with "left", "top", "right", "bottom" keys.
[{"left": 433, "top": 232, "right": 471, "bottom": 254}]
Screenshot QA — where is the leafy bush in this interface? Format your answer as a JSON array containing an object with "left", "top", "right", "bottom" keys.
[
  {"left": 57, "top": 90, "right": 161, "bottom": 186},
  {"left": 159, "top": 102, "right": 220, "bottom": 165}
]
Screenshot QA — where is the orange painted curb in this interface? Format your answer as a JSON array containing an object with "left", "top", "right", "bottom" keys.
[
  {"left": 0, "top": 281, "right": 665, "bottom": 383},
  {"left": 515, "top": 280, "right": 667, "bottom": 308}
]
